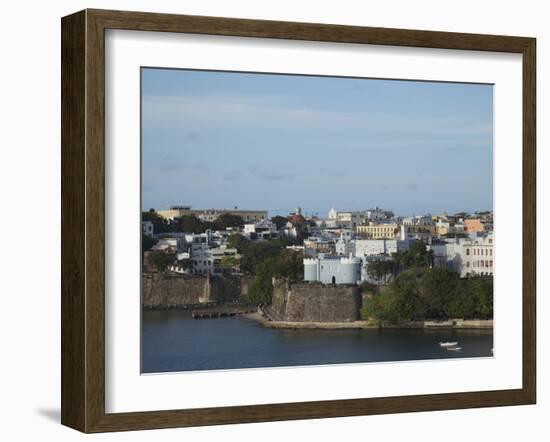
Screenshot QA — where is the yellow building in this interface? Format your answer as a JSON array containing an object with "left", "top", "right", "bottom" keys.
[
  {"left": 356, "top": 223, "right": 400, "bottom": 239},
  {"left": 405, "top": 224, "right": 436, "bottom": 235},
  {"left": 157, "top": 206, "right": 268, "bottom": 223}
]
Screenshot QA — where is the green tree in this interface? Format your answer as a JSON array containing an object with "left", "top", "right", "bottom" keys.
[
  {"left": 142, "top": 210, "right": 173, "bottom": 233},
  {"left": 239, "top": 240, "right": 282, "bottom": 274},
  {"left": 366, "top": 260, "right": 396, "bottom": 282},
  {"left": 147, "top": 251, "right": 175, "bottom": 273},
  {"left": 453, "top": 275, "right": 493, "bottom": 319},
  {"left": 213, "top": 213, "right": 245, "bottom": 230},
  {"left": 246, "top": 259, "right": 275, "bottom": 304},
  {"left": 271, "top": 215, "right": 289, "bottom": 230},
  {"left": 175, "top": 258, "right": 192, "bottom": 272},
  {"left": 245, "top": 248, "right": 304, "bottom": 305},
  {"left": 388, "top": 267, "right": 428, "bottom": 322},
  {"left": 177, "top": 214, "right": 205, "bottom": 233},
  {"left": 270, "top": 250, "right": 304, "bottom": 281},
  {"left": 226, "top": 233, "right": 249, "bottom": 252},
  {"left": 393, "top": 240, "right": 434, "bottom": 271},
  {"left": 362, "top": 267, "right": 493, "bottom": 324},
  {"left": 142, "top": 233, "right": 157, "bottom": 252},
  {"left": 419, "top": 267, "right": 460, "bottom": 319},
  {"left": 218, "top": 255, "right": 239, "bottom": 271},
  {"left": 362, "top": 286, "right": 404, "bottom": 324}
]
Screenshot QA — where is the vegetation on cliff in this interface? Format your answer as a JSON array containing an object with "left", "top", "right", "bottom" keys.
[
  {"left": 362, "top": 267, "right": 493, "bottom": 324},
  {"left": 142, "top": 233, "right": 157, "bottom": 251},
  {"left": 247, "top": 251, "right": 304, "bottom": 303},
  {"left": 147, "top": 250, "right": 176, "bottom": 273},
  {"left": 225, "top": 236, "right": 302, "bottom": 304}
]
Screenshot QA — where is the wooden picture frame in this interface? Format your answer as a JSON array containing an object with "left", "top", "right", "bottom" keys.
[{"left": 61, "top": 8, "right": 536, "bottom": 433}]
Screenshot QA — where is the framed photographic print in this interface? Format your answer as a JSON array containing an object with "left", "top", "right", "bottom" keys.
[{"left": 61, "top": 9, "right": 536, "bottom": 433}]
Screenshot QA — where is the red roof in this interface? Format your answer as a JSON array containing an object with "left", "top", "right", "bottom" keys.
[{"left": 291, "top": 213, "right": 306, "bottom": 224}]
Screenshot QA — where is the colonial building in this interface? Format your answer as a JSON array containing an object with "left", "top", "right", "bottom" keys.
[
  {"left": 157, "top": 205, "right": 268, "bottom": 223},
  {"left": 430, "top": 233, "right": 494, "bottom": 277},
  {"left": 303, "top": 256, "right": 362, "bottom": 285},
  {"left": 462, "top": 233, "right": 494, "bottom": 276},
  {"left": 356, "top": 223, "right": 400, "bottom": 239}
]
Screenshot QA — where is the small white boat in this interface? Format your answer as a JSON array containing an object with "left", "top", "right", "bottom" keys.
[
  {"left": 439, "top": 341, "right": 458, "bottom": 347},
  {"left": 447, "top": 346, "right": 462, "bottom": 352}
]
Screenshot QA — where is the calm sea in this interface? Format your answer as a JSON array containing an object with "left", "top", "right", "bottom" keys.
[{"left": 142, "top": 310, "right": 493, "bottom": 373}]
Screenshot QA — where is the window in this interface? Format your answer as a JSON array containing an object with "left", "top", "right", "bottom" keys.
[{"left": 466, "top": 249, "right": 470, "bottom": 255}]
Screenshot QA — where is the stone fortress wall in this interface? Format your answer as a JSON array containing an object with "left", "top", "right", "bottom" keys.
[
  {"left": 141, "top": 273, "right": 243, "bottom": 308},
  {"left": 271, "top": 278, "right": 361, "bottom": 322}
]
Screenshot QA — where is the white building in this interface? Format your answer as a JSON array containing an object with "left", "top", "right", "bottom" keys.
[
  {"left": 429, "top": 240, "right": 463, "bottom": 272},
  {"left": 190, "top": 245, "right": 240, "bottom": 276},
  {"left": 328, "top": 207, "right": 392, "bottom": 225},
  {"left": 303, "top": 256, "right": 362, "bottom": 285},
  {"left": 335, "top": 239, "right": 353, "bottom": 256},
  {"left": 190, "top": 248, "right": 214, "bottom": 275},
  {"left": 283, "top": 222, "right": 299, "bottom": 239},
  {"left": 353, "top": 239, "right": 412, "bottom": 257},
  {"left": 142, "top": 221, "right": 154, "bottom": 237},
  {"left": 243, "top": 219, "right": 278, "bottom": 240},
  {"left": 326, "top": 208, "right": 368, "bottom": 228},
  {"left": 365, "top": 207, "right": 389, "bottom": 222},
  {"left": 402, "top": 214, "right": 431, "bottom": 225},
  {"left": 435, "top": 219, "right": 466, "bottom": 237},
  {"left": 430, "top": 233, "right": 494, "bottom": 277},
  {"left": 151, "top": 238, "right": 181, "bottom": 253},
  {"left": 461, "top": 233, "right": 494, "bottom": 276}
]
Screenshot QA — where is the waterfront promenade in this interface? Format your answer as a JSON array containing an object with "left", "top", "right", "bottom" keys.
[{"left": 248, "top": 309, "right": 493, "bottom": 330}]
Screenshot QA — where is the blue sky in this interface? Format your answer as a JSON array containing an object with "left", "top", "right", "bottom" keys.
[{"left": 141, "top": 68, "right": 493, "bottom": 217}]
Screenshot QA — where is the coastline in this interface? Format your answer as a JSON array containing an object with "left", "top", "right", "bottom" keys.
[{"left": 244, "top": 311, "right": 493, "bottom": 330}]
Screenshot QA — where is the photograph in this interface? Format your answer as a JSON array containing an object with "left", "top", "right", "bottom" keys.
[{"left": 140, "top": 67, "right": 494, "bottom": 374}]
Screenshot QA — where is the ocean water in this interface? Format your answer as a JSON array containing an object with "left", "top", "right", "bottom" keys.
[{"left": 141, "top": 310, "right": 493, "bottom": 373}]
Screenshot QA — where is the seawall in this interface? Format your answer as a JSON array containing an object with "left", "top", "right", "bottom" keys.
[{"left": 246, "top": 312, "right": 493, "bottom": 330}]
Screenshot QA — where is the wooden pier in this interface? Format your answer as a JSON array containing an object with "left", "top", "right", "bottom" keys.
[{"left": 191, "top": 307, "right": 256, "bottom": 320}]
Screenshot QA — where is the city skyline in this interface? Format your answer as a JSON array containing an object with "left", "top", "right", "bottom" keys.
[{"left": 142, "top": 68, "right": 493, "bottom": 216}]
